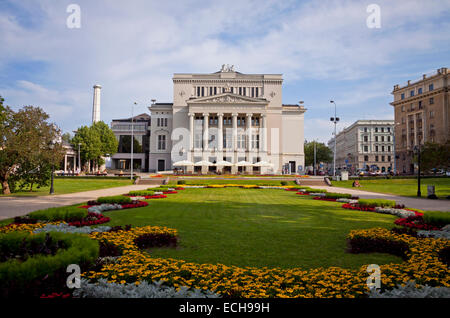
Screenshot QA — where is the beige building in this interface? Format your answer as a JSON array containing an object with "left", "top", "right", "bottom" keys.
[
  {"left": 148, "top": 65, "right": 306, "bottom": 174},
  {"left": 328, "top": 120, "right": 395, "bottom": 174},
  {"left": 390, "top": 67, "right": 449, "bottom": 174}
]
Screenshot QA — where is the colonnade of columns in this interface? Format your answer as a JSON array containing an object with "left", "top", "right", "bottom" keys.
[{"left": 187, "top": 112, "right": 267, "bottom": 159}]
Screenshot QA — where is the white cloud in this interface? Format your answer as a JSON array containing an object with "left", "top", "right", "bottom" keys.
[{"left": 0, "top": 0, "right": 448, "bottom": 134}]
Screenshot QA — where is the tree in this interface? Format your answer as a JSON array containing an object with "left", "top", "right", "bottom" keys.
[
  {"left": 62, "top": 132, "right": 72, "bottom": 144},
  {"left": 0, "top": 97, "right": 64, "bottom": 194},
  {"left": 419, "top": 141, "right": 450, "bottom": 173},
  {"left": 91, "top": 121, "right": 118, "bottom": 156},
  {"left": 304, "top": 141, "right": 333, "bottom": 167},
  {"left": 71, "top": 125, "right": 103, "bottom": 172}
]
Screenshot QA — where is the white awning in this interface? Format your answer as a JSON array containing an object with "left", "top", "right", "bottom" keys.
[
  {"left": 235, "top": 161, "right": 253, "bottom": 166},
  {"left": 173, "top": 160, "right": 194, "bottom": 166},
  {"left": 194, "top": 160, "right": 214, "bottom": 166},
  {"left": 253, "top": 161, "right": 273, "bottom": 167},
  {"left": 215, "top": 160, "right": 233, "bottom": 166}
]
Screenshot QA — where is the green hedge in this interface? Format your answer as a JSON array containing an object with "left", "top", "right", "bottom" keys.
[
  {"left": 128, "top": 190, "right": 155, "bottom": 196},
  {"left": 97, "top": 195, "right": 132, "bottom": 204},
  {"left": 325, "top": 192, "right": 352, "bottom": 199},
  {"left": 0, "top": 232, "right": 98, "bottom": 294},
  {"left": 423, "top": 211, "right": 450, "bottom": 227},
  {"left": 358, "top": 199, "right": 396, "bottom": 208},
  {"left": 28, "top": 206, "right": 87, "bottom": 222}
]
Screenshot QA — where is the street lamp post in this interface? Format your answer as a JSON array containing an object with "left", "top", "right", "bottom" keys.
[
  {"left": 131, "top": 102, "right": 137, "bottom": 180},
  {"left": 330, "top": 101, "right": 339, "bottom": 177},
  {"left": 49, "top": 141, "right": 55, "bottom": 194},
  {"left": 78, "top": 143, "right": 81, "bottom": 174},
  {"left": 414, "top": 144, "right": 421, "bottom": 197},
  {"left": 313, "top": 140, "right": 317, "bottom": 176}
]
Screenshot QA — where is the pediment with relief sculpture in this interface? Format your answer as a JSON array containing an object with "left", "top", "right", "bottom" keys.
[{"left": 187, "top": 93, "right": 268, "bottom": 105}]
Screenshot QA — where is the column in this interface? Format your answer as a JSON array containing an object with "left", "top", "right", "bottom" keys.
[
  {"left": 246, "top": 113, "right": 252, "bottom": 152},
  {"left": 203, "top": 113, "right": 209, "bottom": 153},
  {"left": 64, "top": 154, "right": 68, "bottom": 173},
  {"left": 406, "top": 116, "right": 410, "bottom": 150},
  {"left": 413, "top": 115, "right": 417, "bottom": 147},
  {"left": 261, "top": 114, "right": 267, "bottom": 153},
  {"left": 188, "top": 113, "right": 194, "bottom": 153},
  {"left": 422, "top": 111, "right": 426, "bottom": 143},
  {"left": 246, "top": 113, "right": 253, "bottom": 174},
  {"left": 218, "top": 113, "right": 224, "bottom": 152},
  {"left": 231, "top": 113, "right": 238, "bottom": 173}
]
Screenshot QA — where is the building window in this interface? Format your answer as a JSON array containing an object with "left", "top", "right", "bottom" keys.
[
  {"left": 429, "top": 97, "right": 434, "bottom": 105},
  {"left": 410, "top": 103, "right": 414, "bottom": 111},
  {"left": 381, "top": 156, "right": 385, "bottom": 162},
  {"left": 387, "top": 127, "right": 391, "bottom": 132},
  {"left": 401, "top": 93, "right": 405, "bottom": 100},
  {"left": 410, "top": 90, "right": 414, "bottom": 97},
  {"left": 237, "top": 133, "right": 246, "bottom": 149},
  {"left": 363, "top": 135, "right": 368, "bottom": 142},
  {"left": 364, "top": 146, "right": 368, "bottom": 152},
  {"left": 430, "top": 110, "right": 435, "bottom": 118},
  {"left": 402, "top": 117, "right": 406, "bottom": 124},
  {"left": 381, "top": 127, "right": 384, "bottom": 132},
  {"left": 418, "top": 100, "right": 423, "bottom": 109},
  {"left": 364, "top": 155, "right": 368, "bottom": 162},
  {"left": 401, "top": 105, "right": 405, "bottom": 112},
  {"left": 375, "top": 136, "right": 378, "bottom": 142},
  {"left": 375, "top": 155, "right": 379, "bottom": 162},
  {"left": 375, "top": 146, "right": 379, "bottom": 152},
  {"left": 418, "top": 87, "right": 422, "bottom": 94},
  {"left": 255, "top": 87, "right": 259, "bottom": 97},
  {"left": 381, "top": 146, "right": 385, "bottom": 152},
  {"left": 388, "top": 155, "right": 391, "bottom": 162},
  {"left": 157, "top": 135, "right": 166, "bottom": 150},
  {"left": 429, "top": 83, "right": 434, "bottom": 91},
  {"left": 387, "top": 136, "right": 391, "bottom": 142},
  {"left": 157, "top": 118, "right": 160, "bottom": 127},
  {"left": 375, "top": 127, "right": 378, "bottom": 132},
  {"left": 381, "top": 136, "right": 384, "bottom": 142},
  {"left": 388, "top": 146, "right": 391, "bottom": 152}
]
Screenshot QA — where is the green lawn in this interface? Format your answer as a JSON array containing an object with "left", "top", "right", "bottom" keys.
[
  {"left": 106, "top": 187, "right": 402, "bottom": 270},
  {"left": 1, "top": 178, "right": 133, "bottom": 197},
  {"left": 332, "top": 178, "right": 450, "bottom": 198},
  {"left": 170, "top": 179, "right": 296, "bottom": 186}
]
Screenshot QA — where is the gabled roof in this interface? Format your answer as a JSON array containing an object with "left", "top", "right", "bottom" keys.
[{"left": 187, "top": 92, "right": 269, "bottom": 104}]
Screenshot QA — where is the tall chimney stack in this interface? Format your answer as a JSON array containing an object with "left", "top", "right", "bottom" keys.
[{"left": 92, "top": 84, "right": 102, "bottom": 123}]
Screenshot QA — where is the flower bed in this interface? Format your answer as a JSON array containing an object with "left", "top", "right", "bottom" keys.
[
  {"left": 162, "top": 191, "right": 178, "bottom": 194},
  {"left": 394, "top": 212, "right": 441, "bottom": 231},
  {"left": 83, "top": 226, "right": 450, "bottom": 298},
  {"left": 0, "top": 231, "right": 99, "bottom": 297},
  {"left": 69, "top": 212, "right": 111, "bottom": 227}
]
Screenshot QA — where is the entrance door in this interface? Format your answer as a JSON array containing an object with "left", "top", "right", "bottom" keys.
[
  {"left": 289, "top": 161, "right": 296, "bottom": 174},
  {"left": 157, "top": 160, "right": 165, "bottom": 172}
]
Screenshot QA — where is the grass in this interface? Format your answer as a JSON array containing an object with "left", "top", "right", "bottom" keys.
[
  {"left": 1, "top": 178, "right": 133, "bottom": 197},
  {"left": 170, "top": 179, "right": 296, "bottom": 186},
  {"left": 105, "top": 187, "right": 402, "bottom": 270},
  {"left": 332, "top": 178, "right": 450, "bottom": 198}
]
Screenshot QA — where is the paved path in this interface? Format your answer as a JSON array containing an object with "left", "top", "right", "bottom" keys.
[
  {"left": 308, "top": 185, "right": 450, "bottom": 211},
  {"left": 0, "top": 184, "right": 154, "bottom": 221}
]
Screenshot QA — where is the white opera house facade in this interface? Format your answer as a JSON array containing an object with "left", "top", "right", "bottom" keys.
[{"left": 145, "top": 66, "right": 306, "bottom": 175}]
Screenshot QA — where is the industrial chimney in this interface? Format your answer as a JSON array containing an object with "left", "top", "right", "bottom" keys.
[{"left": 92, "top": 84, "right": 102, "bottom": 123}]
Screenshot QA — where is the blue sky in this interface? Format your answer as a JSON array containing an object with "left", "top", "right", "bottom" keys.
[{"left": 0, "top": 0, "right": 449, "bottom": 142}]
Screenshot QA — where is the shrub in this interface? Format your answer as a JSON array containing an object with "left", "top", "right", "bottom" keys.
[
  {"left": 368, "top": 281, "right": 450, "bottom": 298},
  {"left": 97, "top": 195, "right": 132, "bottom": 205},
  {"left": 438, "top": 246, "right": 450, "bottom": 266},
  {"left": 280, "top": 181, "right": 288, "bottom": 186},
  {"left": 325, "top": 192, "right": 352, "bottom": 199},
  {"left": 134, "top": 233, "right": 177, "bottom": 249},
  {"left": 347, "top": 235, "right": 409, "bottom": 260},
  {"left": 358, "top": 199, "right": 396, "bottom": 208},
  {"left": 28, "top": 207, "right": 87, "bottom": 222},
  {"left": 73, "top": 278, "right": 220, "bottom": 298},
  {"left": 128, "top": 190, "right": 155, "bottom": 196},
  {"left": 0, "top": 231, "right": 99, "bottom": 297},
  {"left": 422, "top": 211, "right": 450, "bottom": 227},
  {"left": 177, "top": 180, "right": 186, "bottom": 185}
]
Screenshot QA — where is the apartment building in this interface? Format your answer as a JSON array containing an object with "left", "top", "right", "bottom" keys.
[
  {"left": 390, "top": 67, "right": 449, "bottom": 174},
  {"left": 328, "top": 120, "right": 395, "bottom": 174}
]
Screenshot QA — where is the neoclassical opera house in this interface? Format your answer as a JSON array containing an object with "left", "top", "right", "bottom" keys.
[{"left": 148, "top": 65, "right": 306, "bottom": 174}]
